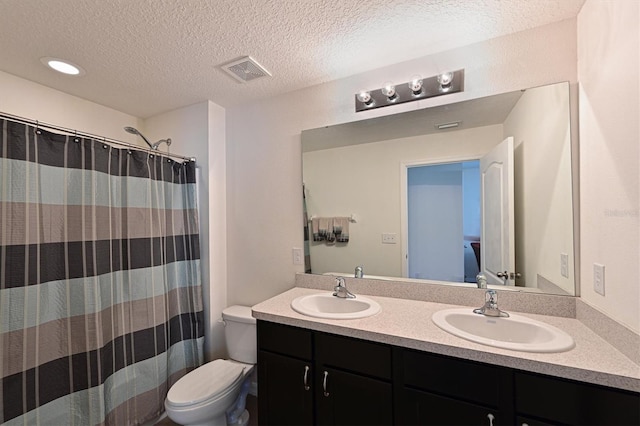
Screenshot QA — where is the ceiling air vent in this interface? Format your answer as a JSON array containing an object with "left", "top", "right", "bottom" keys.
[{"left": 221, "top": 56, "right": 271, "bottom": 83}]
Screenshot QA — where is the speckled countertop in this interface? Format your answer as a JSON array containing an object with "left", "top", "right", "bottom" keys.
[{"left": 252, "top": 287, "right": 640, "bottom": 393}]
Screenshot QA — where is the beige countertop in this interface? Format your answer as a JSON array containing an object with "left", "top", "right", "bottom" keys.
[{"left": 252, "top": 287, "right": 640, "bottom": 393}]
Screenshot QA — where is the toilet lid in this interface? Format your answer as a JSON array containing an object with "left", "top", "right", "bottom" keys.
[{"left": 167, "top": 359, "right": 245, "bottom": 407}]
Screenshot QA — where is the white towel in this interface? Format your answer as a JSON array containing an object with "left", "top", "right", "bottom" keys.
[
  {"left": 312, "top": 217, "right": 334, "bottom": 242},
  {"left": 333, "top": 217, "right": 349, "bottom": 243}
]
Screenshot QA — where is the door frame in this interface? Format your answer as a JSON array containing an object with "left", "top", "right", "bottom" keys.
[{"left": 400, "top": 155, "right": 480, "bottom": 279}]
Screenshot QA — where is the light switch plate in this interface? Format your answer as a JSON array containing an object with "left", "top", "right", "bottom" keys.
[
  {"left": 382, "top": 233, "right": 397, "bottom": 244},
  {"left": 560, "top": 253, "right": 569, "bottom": 278},
  {"left": 292, "top": 248, "right": 303, "bottom": 265}
]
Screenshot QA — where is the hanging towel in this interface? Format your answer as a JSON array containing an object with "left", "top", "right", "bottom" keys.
[
  {"left": 311, "top": 217, "right": 322, "bottom": 241},
  {"left": 311, "top": 216, "right": 348, "bottom": 243},
  {"left": 333, "top": 217, "right": 350, "bottom": 243},
  {"left": 323, "top": 217, "right": 336, "bottom": 243},
  {"left": 313, "top": 217, "right": 334, "bottom": 242}
]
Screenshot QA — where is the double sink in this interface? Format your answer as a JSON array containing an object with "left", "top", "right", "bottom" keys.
[{"left": 290, "top": 292, "right": 574, "bottom": 353}]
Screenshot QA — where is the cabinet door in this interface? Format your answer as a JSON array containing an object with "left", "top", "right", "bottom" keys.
[
  {"left": 315, "top": 367, "right": 393, "bottom": 426},
  {"left": 515, "top": 372, "right": 640, "bottom": 425},
  {"left": 398, "top": 387, "right": 500, "bottom": 426},
  {"left": 258, "top": 351, "right": 314, "bottom": 426}
]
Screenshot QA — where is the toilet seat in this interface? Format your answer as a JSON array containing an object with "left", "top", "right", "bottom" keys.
[{"left": 167, "top": 359, "right": 245, "bottom": 407}]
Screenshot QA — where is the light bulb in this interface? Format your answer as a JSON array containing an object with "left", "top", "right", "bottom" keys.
[
  {"left": 381, "top": 82, "right": 397, "bottom": 100},
  {"left": 408, "top": 75, "right": 423, "bottom": 95},
  {"left": 356, "top": 90, "right": 373, "bottom": 105},
  {"left": 437, "top": 72, "right": 454, "bottom": 88},
  {"left": 40, "top": 57, "right": 84, "bottom": 75}
]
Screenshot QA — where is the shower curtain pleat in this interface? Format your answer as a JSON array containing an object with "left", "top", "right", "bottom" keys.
[
  {"left": 303, "top": 185, "right": 312, "bottom": 273},
  {"left": 0, "top": 119, "right": 204, "bottom": 425}
]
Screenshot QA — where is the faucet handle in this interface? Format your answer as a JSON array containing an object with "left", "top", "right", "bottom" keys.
[
  {"left": 486, "top": 289, "right": 497, "bottom": 305},
  {"left": 355, "top": 265, "right": 364, "bottom": 278},
  {"left": 476, "top": 273, "right": 487, "bottom": 289}
]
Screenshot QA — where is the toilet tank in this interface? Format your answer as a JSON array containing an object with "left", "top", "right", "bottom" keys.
[{"left": 222, "top": 305, "right": 257, "bottom": 364}]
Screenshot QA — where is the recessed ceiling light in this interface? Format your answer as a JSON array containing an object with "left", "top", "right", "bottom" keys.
[{"left": 40, "top": 57, "right": 85, "bottom": 76}]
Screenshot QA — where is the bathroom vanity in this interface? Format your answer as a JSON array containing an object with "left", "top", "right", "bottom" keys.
[
  {"left": 258, "top": 321, "right": 393, "bottom": 425},
  {"left": 253, "top": 287, "right": 640, "bottom": 426}
]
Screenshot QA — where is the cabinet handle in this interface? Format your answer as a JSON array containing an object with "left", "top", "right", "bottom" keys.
[
  {"left": 322, "top": 371, "right": 330, "bottom": 397},
  {"left": 303, "top": 365, "right": 310, "bottom": 391},
  {"left": 487, "top": 413, "right": 495, "bottom": 426}
]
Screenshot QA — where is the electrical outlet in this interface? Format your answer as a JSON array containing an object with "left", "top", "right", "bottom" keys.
[
  {"left": 560, "top": 253, "right": 569, "bottom": 278},
  {"left": 594, "top": 263, "right": 605, "bottom": 296},
  {"left": 292, "top": 248, "right": 303, "bottom": 265},
  {"left": 382, "top": 233, "right": 397, "bottom": 244}
]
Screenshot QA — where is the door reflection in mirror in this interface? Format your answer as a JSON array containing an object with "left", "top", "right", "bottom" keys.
[{"left": 407, "top": 161, "right": 480, "bottom": 283}]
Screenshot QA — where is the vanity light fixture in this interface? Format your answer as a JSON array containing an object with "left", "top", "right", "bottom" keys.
[
  {"left": 409, "top": 75, "right": 423, "bottom": 95},
  {"left": 436, "top": 72, "right": 454, "bottom": 90},
  {"left": 381, "top": 82, "right": 397, "bottom": 101},
  {"left": 40, "top": 57, "right": 85, "bottom": 76},
  {"left": 355, "top": 69, "right": 464, "bottom": 112},
  {"left": 356, "top": 90, "right": 374, "bottom": 106}
]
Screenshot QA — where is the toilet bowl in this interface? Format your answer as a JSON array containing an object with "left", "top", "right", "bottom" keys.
[{"left": 165, "top": 306, "right": 256, "bottom": 426}]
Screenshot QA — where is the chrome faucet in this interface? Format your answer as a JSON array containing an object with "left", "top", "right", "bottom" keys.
[
  {"left": 333, "top": 277, "right": 356, "bottom": 299},
  {"left": 473, "top": 290, "right": 509, "bottom": 317},
  {"left": 476, "top": 273, "right": 487, "bottom": 289},
  {"left": 355, "top": 265, "right": 364, "bottom": 278}
]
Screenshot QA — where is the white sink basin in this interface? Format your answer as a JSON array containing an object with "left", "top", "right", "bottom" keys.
[
  {"left": 432, "top": 308, "right": 574, "bottom": 353},
  {"left": 291, "top": 293, "right": 381, "bottom": 319}
]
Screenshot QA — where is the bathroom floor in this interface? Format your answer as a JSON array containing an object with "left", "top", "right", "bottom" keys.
[{"left": 155, "top": 395, "right": 258, "bottom": 426}]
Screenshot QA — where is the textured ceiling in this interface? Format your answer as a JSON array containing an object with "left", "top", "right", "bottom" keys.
[{"left": 0, "top": 0, "right": 584, "bottom": 118}]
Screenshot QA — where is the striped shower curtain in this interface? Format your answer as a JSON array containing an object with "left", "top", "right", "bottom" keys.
[{"left": 0, "top": 120, "right": 204, "bottom": 425}]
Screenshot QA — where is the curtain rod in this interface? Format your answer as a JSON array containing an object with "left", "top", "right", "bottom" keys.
[{"left": 0, "top": 111, "right": 196, "bottom": 163}]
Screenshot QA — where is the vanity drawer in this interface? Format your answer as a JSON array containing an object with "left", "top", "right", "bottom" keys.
[
  {"left": 257, "top": 320, "right": 313, "bottom": 360},
  {"left": 515, "top": 371, "right": 640, "bottom": 425},
  {"left": 400, "top": 349, "right": 504, "bottom": 407},
  {"left": 315, "top": 332, "right": 392, "bottom": 380},
  {"left": 398, "top": 387, "right": 502, "bottom": 426}
]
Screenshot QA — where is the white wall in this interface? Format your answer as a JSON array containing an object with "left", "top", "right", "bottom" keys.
[
  {"left": 143, "top": 101, "right": 227, "bottom": 360},
  {"left": 577, "top": 1, "right": 640, "bottom": 332},
  {"left": 226, "top": 18, "right": 578, "bottom": 307},
  {"left": 303, "top": 125, "right": 501, "bottom": 278},
  {"left": 503, "top": 83, "right": 574, "bottom": 294},
  {"left": 0, "top": 70, "right": 142, "bottom": 144}
]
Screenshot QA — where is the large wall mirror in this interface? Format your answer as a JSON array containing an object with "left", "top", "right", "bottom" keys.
[{"left": 302, "top": 82, "right": 575, "bottom": 296}]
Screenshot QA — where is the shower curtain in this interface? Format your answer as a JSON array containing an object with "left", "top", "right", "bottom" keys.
[
  {"left": 302, "top": 184, "right": 311, "bottom": 273},
  {"left": 0, "top": 119, "right": 204, "bottom": 425}
]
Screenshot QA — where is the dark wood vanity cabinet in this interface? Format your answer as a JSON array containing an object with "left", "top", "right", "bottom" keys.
[
  {"left": 257, "top": 321, "right": 314, "bottom": 425},
  {"left": 257, "top": 321, "right": 393, "bottom": 425},
  {"left": 396, "top": 348, "right": 639, "bottom": 426},
  {"left": 314, "top": 332, "right": 393, "bottom": 425},
  {"left": 394, "top": 348, "right": 513, "bottom": 425},
  {"left": 258, "top": 320, "right": 640, "bottom": 426},
  {"left": 514, "top": 371, "right": 640, "bottom": 425}
]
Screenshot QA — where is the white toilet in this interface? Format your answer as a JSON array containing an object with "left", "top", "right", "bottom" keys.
[{"left": 165, "top": 305, "right": 257, "bottom": 426}]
